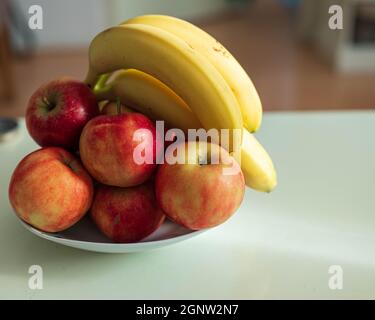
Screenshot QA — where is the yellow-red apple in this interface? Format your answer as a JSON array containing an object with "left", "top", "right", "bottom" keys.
[
  {"left": 91, "top": 183, "right": 165, "bottom": 243},
  {"left": 8, "top": 147, "right": 94, "bottom": 232},
  {"left": 79, "top": 113, "right": 159, "bottom": 187},
  {"left": 155, "top": 141, "right": 245, "bottom": 230}
]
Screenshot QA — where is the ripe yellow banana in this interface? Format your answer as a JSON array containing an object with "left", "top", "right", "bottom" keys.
[
  {"left": 85, "top": 24, "right": 242, "bottom": 152},
  {"left": 96, "top": 69, "right": 201, "bottom": 132},
  {"left": 241, "top": 128, "right": 277, "bottom": 192},
  {"left": 97, "top": 69, "right": 276, "bottom": 192},
  {"left": 123, "top": 15, "right": 262, "bottom": 133}
]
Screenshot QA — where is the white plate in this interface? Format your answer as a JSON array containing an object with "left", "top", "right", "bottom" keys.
[{"left": 18, "top": 216, "right": 204, "bottom": 253}]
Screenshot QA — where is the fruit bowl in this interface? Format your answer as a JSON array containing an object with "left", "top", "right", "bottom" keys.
[
  {"left": 8, "top": 14, "right": 277, "bottom": 255},
  {"left": 17, "top": 217, "right": 204, "bottom": 253}
]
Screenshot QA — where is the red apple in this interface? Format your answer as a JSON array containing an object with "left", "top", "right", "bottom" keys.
[
  {"left": 26, "top": 78, "right": 99, "bottom": 149},
  {"left": 79, "top": 113, "right": 160, "bottom": 187},
  {"left": 91, "top": 183, "right": 165, "bottom": 243},
  {"left": 155, "top": 141, "right": 245, "bottom": 230},
  {"left": 8, "top": 147, "right": 94, "bottom": 232}
]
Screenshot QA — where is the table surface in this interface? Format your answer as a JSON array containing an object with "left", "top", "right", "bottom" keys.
[{"left": 1, "top": 111, "right": 374, "bottom": 299}]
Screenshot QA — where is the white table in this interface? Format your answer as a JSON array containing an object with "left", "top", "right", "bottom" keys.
[{"left": 1, "top": 112, "right": 374, "bottom": 299}]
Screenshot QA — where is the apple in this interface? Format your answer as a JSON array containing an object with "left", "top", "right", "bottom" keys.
[
  {"left": 8, "top": 147, "right": 94, "bottom": 232},
  {"left": 91, "top": 183, "right": 165, "bottom": 243},
  {"left": 26, "top": 78, "right": 99, "bottom": 149},
  {"left": 79, "top": 113, "right": 160, "bottom": 187},
  {"left": 101, "top": 101, "right": 134, "bottom": 115},
  {"left": 155, "top": 141, "right": 245, "bottom": 230}
]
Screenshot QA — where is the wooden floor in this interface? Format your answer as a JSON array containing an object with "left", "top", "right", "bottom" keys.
[{"left": 1, "top": 1, "right": 375, "bottom": 118}]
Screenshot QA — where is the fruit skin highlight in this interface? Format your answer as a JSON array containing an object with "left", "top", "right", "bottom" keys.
[
  {"left": 79, "top": 113, "right": 160, "bottom": 187},
  {"left": 155, "top": 141, "right": 245, "bottom": 230},
  {"left": 91, "top": 183, "right": 166, "bottom": 243},
  {"left": 26, "top": 78, "right": 99, "bottom": 149},
  {"left": 8, "top": 147, "right": 94, "bottom": 232}
]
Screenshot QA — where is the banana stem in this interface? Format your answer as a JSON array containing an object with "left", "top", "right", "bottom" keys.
[
  {"left": 94, "top": 73, "right": 111, "bottom": 92},
  {"left": 93, "top": 83, "right": 116, "bottom": 102},
  {"left": 86, "top": 69, "right": 117, "bottom": 102}
]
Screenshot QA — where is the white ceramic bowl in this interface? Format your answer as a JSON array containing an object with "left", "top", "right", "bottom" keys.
[{"left": 18, "top": 217, "right": 204, "bottom": 253}]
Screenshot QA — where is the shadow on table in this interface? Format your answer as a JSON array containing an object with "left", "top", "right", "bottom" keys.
[{"left": 0, "top": 213, "right": 156, "bottom": 280}]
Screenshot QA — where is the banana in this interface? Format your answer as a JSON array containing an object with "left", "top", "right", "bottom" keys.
[
  {"left": 241, "top": 128, "right": 277, "bottom": 192},
  {"left": 97, "top": 69, "right": 276, "bottom": 192},
  {"left": 96, "top": 69, "right": 201, "bottom": 132},
  {"left": 123, "top": 15, "right": 262, "bottom": 133},
  {"left": 85, "top": 24, "right": 242, "bottom": 152}
]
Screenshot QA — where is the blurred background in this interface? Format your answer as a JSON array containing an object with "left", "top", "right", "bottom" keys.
[{"left": 0, "top": 0, "right": 375, "bottom": 118}]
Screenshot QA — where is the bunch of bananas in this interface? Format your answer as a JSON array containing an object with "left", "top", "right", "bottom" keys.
[{"left": 85, "top": 15, "right": 277, "bottom": 193}]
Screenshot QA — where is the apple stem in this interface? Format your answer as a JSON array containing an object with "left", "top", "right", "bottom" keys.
[
  {"left": 116, "top": 97, "right": 121, "bottom": 115},
  {"left": 43, "top": 97, "right": 50, "bottom": 107},
  {"left": 42, "top": 97, "right": 55, "bottom": 111}
]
